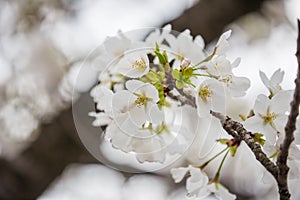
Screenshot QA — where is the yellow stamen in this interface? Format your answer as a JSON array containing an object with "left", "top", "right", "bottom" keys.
[
  {"left": 135, "top": 94, "right": 151, "bottom": 107},
  {"left": 132, "top": 58, "right": 147, "bottom": 71},
  {"left": 199, "top": 85, "right": 212, "bottom": 102}
]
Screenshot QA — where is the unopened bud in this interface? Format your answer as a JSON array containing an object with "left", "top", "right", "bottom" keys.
[{"left": 181, "top": 59, "right": 191, "bottom": 68}]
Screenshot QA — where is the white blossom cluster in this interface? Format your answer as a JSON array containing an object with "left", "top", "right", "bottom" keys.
[
  {"left": 243, "top": 69, "right": 300, "bottom": 179},
  {"left": 89, "top": 25, "right": 251, "bottom": 199}
]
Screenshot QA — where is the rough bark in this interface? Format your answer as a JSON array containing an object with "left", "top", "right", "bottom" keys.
[
  {"left": 276, "top": 19, "right": 300, "bottom": 200},
  {"left": 210, "top": 111, "right": 279, "bottom": 178},
  {"left": 0, "top": 0, "right": 272, "bottom": 199}
]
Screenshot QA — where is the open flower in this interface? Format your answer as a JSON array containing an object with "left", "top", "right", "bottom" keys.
[
  {"left": 196, "top": 79, "right": 226, "bottom": 117},
  {"left": 244, "top": 90, "right": 293, "bottom": 144},
  {"left": 205, "top": 55, "right": 232, "bottom": 78},
  {"left": 165, "top": 29, "right": 205, "bottom": 68},
  {"left": 203, "top": 56, "right": 250, "bottom": 97},
  {"left": 115, "top": 51, "right": 150, "bottom": 78},
  {"left": 145, "top": 24, "right": 172, "bottom": 49},
  {"left": 102, "top": 105, "right": 192, "bottom": 162},
  {"left": 259, "top": 69, "right": 284, "bottom": 97},
  {"left": 220, "top": 74, "right": 250, "bottom": 97},
  {"left": 171, "top": 165, "right": 236, "bottom": 200},
  {"left": 112, "top": 80, "right": 164, "bottom": 132}
]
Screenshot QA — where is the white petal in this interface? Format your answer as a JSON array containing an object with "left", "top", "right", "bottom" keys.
[
  {"left": 229, "top": 76, "right": 250, "bottom": 97},
  {"left": 211, "top": 184, "right": 236, "bottom": 200},
  {"left": 290, "top": 144, "right": 300, "bottom": 160},
  {"left": 146, "top": 102, "right": 164, "bottom": 124},
  {"left": 270, "top": 68, "right": 284, "bottom": 85},
  {"left": 287, "top": 160, "right": 300, "bottom": 180},
  {"left": 263, "top": 125, "right": 277, "bottom": 145},
  {"left": 170, "top": 167, "right": 189, "bottom": 183},
  {"left": 112, "top": 90, "right": 134, "bottom": 114},
  {"left": 244, "top": 116, "right": 263, "bottom": 133},
  {"left": 142, "top": 84, "right": 160, "bottom": 103},
  {"left": 270, "top": 90, "right": 293, "bottom": 114},
  {"left": 253, "top": 94, "right": 269, "bottom": 114},
  {"left": 90, "top": 85, "right": 114, "bottom": 112},
  {"left": 231, "top": 57, "right": 241, "bottom": 68},
  {"left": 273, "top": 114, "right": 288, "bottom": 133},
  {"left": 194, "top": 35, "right": 205, "bottom": 49},
  {"left": 259, "top": 70, "right": 270, "bottom": 89},
  {"left": 89, "top": 112, "right": 111, "bottom": 127},
  {"left": 129, "top": 106, "right": 147, "bottom": 128},
  {"left": 126, "top": 79, "right": 146, "bottom": 93},
  {"left": 215, "top": 30, "right": 231, "bottom": 55}
]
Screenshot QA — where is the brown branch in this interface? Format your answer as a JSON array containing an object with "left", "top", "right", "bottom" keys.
[
  {"left": 276, "top": 19, "right": 300, "bottom": 200},
  {"left": 210, "top": 111, "right": 279, "bottom": 178},
  {"left": 211, "top": 20, "right": 300, "bottom": 200}
]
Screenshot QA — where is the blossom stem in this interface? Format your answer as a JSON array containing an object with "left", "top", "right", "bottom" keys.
[
  {"left": 192, "top": 51, "right": 215, "bottom": 68},
  {"left": 192, "top": 73, "right": 218, "bottom": 79},
  {"left": 213, "top": 149, "right": 230, "bottom": 188},
  {"left": 200, "top": 147, "right": 229, "bottom": 169}
]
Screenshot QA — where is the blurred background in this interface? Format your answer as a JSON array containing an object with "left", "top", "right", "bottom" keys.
[{"left": 0, "top": 0, "right": 299, "bottom": 199}]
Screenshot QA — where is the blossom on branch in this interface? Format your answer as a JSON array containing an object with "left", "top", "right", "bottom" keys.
[
  {"left": 171, "top": 165, "right": 236, "bottom": 200},
  {"left": 244, "top": 90, "right": 293, "bottom": 144}
]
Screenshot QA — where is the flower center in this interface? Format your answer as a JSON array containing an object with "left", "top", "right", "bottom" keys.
[
  {"left": 132, "top": 58, "right": 147, "bottom": 72},
  {"left": 261, "top": 112, "right": 277, "bottom": 125},
  {"left": 198, "top": 86, "right": 212, "bottom": 102},
  {"left": 135, "top": 94, "right": 151, "bottom": 107},
  {"left": 221, "top": 75, "right": 232, "bottom": 84}
]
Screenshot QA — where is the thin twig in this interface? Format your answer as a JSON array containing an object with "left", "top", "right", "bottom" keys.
[{"left": 276, "top": 19, "right": 300, "bottom": 200}]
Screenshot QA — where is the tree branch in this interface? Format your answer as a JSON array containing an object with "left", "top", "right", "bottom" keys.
[
  {"left": 211, "top": 24, "right": 300, "bottom": 198},
  {"left": 210, "top": 111, "right": 279, "bottom": 178},
  {"left": 276, "top": 19, "right": 300, "bottom": 200},
  {"left": 169, "top": 0, "right": 268, "bottom": 44}
]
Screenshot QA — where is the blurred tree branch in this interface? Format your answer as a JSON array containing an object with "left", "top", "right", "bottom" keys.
[
  {"left": 169, "top": 0, "right": 271, "bottom": 43},
  {"left": 0, "top": 0, "right": 273, "bottom": 199}
]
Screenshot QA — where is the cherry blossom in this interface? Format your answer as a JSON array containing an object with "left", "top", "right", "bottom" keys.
[
  {"left": 195, "top": 79, "right": 226, "bottom": 117},
  {"left": 115, "top": 51, "right": 150, "bottom": 78},
  {"left": 203, "top": 55, "right": 250, "bottom": 97},
  {"left": 244, "top": 90, "right": 293, "bottom": 144},
  {"left": 112, "top": 80, "right": 164, "bottom": 131},
  {"left": 171, "top": 165, "right": 236, "bottom": 200},
  {"left": 165, "top": 29, "right": 205, "bottom": 68},
  {"left": 144, "top": 24, "right": 172, "bottom": 49},
  {"left": 259, "top": 69, "right": 284, "bottom": 97}
]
